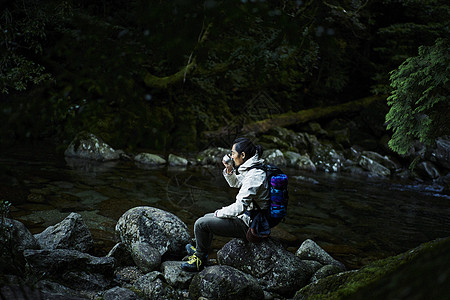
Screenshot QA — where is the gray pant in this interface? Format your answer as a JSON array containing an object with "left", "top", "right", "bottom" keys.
[{"left": 194, "top": 213, "right": 248, "bottom": 258}]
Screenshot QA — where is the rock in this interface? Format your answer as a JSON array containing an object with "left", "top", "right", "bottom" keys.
[
  {"left": 114, "top": 266, "right": 144, "bottom": 284},
  {"left": 34, "top": 212, "right": 94, "bottom": 252},
  {"left": 61, "top": 271, "right": 110, "bottom": 291},
  {"left": 134, "top": 153, "right": 166, "bottom": 166},
  {"left": 361, "top": 151, "right": 400, "bottom": 170},
  {"left": 295, "top": 237, "right": 450, "bottom": 300},
  {"left": 217, "top": 238, "right": 313, "bottom": 297},
  {"left": 168, "top": 154, "right": 189, "bottom": 167},
  {"left": 161, "top": 261, "right": 196, "bottom": 289},
  {"left": 358, "top": 155, "right": 391, "bottom": 176},
  {"left": 23, "top": 249, "right": 115, "bottom": 274},
  {"left": 0, "top": 218, "right": 39, "bottom": 274},
  {"left": 430, "top": 136, "right": 450, "bottom": 170},
  {"left": 295, "top": 239, "right": 346, "bottom": 271},
  {"left": 115, "top": 206, "right": 191, "bottom": 257},
  {"left": 64, "top": 132, "right": 120, "bottom": 161},
  {"left": 416, "top": 161, "right": 441, "bottom": 179},
  {"left": 310, "top": 143, "right": 345, "bottom": 172},
  {"left": 310, "top": 264, "right": 344, "bottom": 282},
  {"left": 284, "top": 151, "right": 316, "bottom": 172},
  {"left": 196, "top": 147, "right": 229, "bottom": 165},
  {"left": 262, "top": 149, "right": 287, "bottom": 166},
  {"left": 189, "top": 265, "right": 264, "bottom": 300},
  {"left": 130, "top": 241, "right": 161, "bottom": 273},
  {"left": 106, "top": 243, "right": 135, "bottom": 267},
  {"left": 133, "top": 272, "right": 181, "bottom": 299},
  {"left": 102, "top": 286, "right": 139, "bottom": 300}
]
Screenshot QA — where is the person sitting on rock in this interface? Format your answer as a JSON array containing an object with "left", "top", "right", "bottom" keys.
[{"left": 181, "top": 137, "right": 270, "bottom": 272}]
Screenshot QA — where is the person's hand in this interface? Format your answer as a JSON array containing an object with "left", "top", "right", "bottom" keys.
[{"left": 222, "top": 159, "right": 233, "bottom": 174}]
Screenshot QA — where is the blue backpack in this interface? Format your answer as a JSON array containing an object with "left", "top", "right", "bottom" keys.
[{"left": 250, "top": 164, "right": 288, "bottom": 227}]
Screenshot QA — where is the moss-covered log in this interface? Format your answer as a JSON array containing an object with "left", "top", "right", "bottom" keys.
[{"left": 202, "top": 95, "right": 387, "bottom": 139}]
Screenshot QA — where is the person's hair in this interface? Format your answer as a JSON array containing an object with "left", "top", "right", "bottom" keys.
[{"left": 233, "top": 137, "right": 263, "bottom": 161}]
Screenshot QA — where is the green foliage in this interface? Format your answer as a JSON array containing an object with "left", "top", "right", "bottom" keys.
[{"left": 386, "top": 38, "right": 450, "bottom": 154}]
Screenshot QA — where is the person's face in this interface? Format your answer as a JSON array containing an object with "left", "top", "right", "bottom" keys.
[{"left": 231, "top": 144, "right": 245, "bottom": 167}]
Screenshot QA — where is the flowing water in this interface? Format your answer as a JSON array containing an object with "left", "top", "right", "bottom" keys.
[{"left": 1, "top": 144, "right": 450, "bottom": 270}]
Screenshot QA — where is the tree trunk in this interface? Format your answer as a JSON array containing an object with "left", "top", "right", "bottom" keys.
[{"left": 202, "top": 94, "right": 387, "bottom": 139}]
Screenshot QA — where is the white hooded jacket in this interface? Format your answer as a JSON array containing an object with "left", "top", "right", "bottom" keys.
[{"left": 214, "top": 154, "right": 270, "bottom": 227}]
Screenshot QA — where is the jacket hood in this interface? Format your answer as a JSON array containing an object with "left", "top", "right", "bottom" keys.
[{"left": 237, "top": 154, "right": 264, "bottom": 173}]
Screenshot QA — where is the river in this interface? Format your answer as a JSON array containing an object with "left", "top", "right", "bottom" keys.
[{"left": 1, "top": 143, "right": 450, "bottom": 270}]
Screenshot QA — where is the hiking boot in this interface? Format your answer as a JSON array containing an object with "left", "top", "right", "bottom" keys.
[
  {"left": 181, "top": 254, "right": 205, "bottom": 272},
  {"left": 185, "top": 243, "right": 196, "bottom": 256}
]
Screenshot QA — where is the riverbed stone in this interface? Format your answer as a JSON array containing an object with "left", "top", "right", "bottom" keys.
[
  {"left": 168, "top": 154, "right": 189, "bottom": 166},
  {"left": 361, "top": 150, "right": 400, "bottom": 170},
  {"left": 310, "top": 143, "right": 345, "bottom": 172},
  {"left": 358, "top": 155, "right": 391, "bottom": 177},
  {"left": 134, "top": 153, "right": 166, "bottom": 165},
  {"left": 197, "top": 147, "right": 229, "bottom": 165},
  {"left": 64, "top": 132, "right": 120, "bottom": 161},
  {"left": 34, "top": 212, "right": 94, "bottom": 252},
  {"left": 296, "top": 239, "right": 346, "bottom": 271},
  {"left": 115, "top": 206, "right": 191, "bottom": 257},
  {"left": 189, "top": 265, "right": 264, "bottom": 300},
  {"left": 217, "top": 238, "right": 312, "bottom": 297},
  {"left": 130, "top": 241, "right": 161, "bottom": 273},
  {"left": 106, "top": 242, "right": 135, "bottom": 267}
]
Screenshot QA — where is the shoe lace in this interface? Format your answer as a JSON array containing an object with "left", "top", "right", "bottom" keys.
[{"left": 187, "top": 254, "right": 202, "bottom": 269}]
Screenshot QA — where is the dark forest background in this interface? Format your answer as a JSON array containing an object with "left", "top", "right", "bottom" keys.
[{"left": 1, "top": 0, "right": 448, "bottom": 154}]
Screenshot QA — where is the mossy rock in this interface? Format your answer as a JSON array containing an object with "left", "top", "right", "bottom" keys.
[{"left": 295, "top": 236, "right": 450, "bottom": 299}]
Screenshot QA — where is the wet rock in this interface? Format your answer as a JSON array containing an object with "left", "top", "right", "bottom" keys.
[
  {"left": 34, "top": 212, "right": 94, "bottom": 252},
  {"left": 65, "top": 132, "right": 120, "bottom": 161},
  {"left": 262, "top": 149, "right": 287, "bottom": 166},
  {"left": 115, "top": 206, "right": 191, "bottom": 257},
  {"left": 189, "top": 265, "right": 264, "bottom": 300},
  {"left": 168, "top": 154, "right": 189, "bottom": 167},
  {"left": 217, "top": 238, "right": 312, "bottom": 297},
  {"left": 358, "top": 155, "right": 391, "bottom": 177},
  {"left": 134, "top": 153, "right": 166, "bottom": 166},
  {"left": 130, "top": 241, "right": 161, "bottom": 273},
  {"left": 296, "top": 239, "right": 346, "bottom": 271},
  {"left": 161, "top": 261, "right": 196, "bottom": 289},
  {"left": 102, "top": 286, "right": 139, "bottom": 300},
  {"left": 265, "top": 127, "right": 309, "bottom": 152}
]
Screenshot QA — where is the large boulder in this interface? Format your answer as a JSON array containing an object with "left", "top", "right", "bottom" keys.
[
  {"left": 64, "top": 132, "right": 120, "bottom": 161},
  {"left": 429, "top": 137, "right": 450, "bottom": 170},
  {"left": 262, "top": 149, "right": 287, "bottom": 166},
  {"left": 34, "top": 212, "right": 94, "bottom": 252},
  {"left": 133, "top": 271, "right": 181, "bottom": 299},
  {"left": 217, "top": 238, "right": 313, "bottom": 297},
  {"left": 134, "top": 153, "right": 166, "bottom": 166},
  {"left": 310, "top": 142, "right": 345, "bottom": 172},
  {"left": 189, "top": 265, "right": 264, "bottom": 300},
  {"left": 196, "top": 147, "right": 229, "bottom": 166},
  {"left": 115, "top": 206, "right": 191, "bottom": 257},
  {"left": 295, "top": 237, "right": 450, "bottom": 300}
]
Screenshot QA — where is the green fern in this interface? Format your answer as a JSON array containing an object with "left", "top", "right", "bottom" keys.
[{"left": 386, "top": 38, "right": 450, "bottom": 155}]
